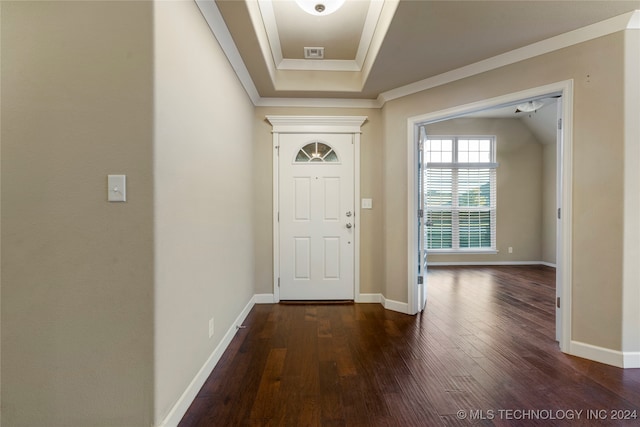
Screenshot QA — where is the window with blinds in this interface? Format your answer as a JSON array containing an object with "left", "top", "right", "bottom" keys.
[{"left": 424, "top": 137, "right": 497, "bottom": 253}]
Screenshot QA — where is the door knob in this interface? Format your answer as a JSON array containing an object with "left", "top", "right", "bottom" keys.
[
  {"left": 346, "top": 211, "right": 352, "bottom": 217},
  {"left": 346, "top": 223, "right": 352, "bottom": 229}
]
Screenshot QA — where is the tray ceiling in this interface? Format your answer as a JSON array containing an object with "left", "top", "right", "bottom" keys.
[{"left": 211, "top": 0, "right": 640, "bottom": 101}]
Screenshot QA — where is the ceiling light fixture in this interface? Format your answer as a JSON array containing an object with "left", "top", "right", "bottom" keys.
[
  {"left": 295, "top": 0, "right": 346, "bottom": 16},
  {"left": 515, "top": 100, "right": 544, "bottom": 113}
]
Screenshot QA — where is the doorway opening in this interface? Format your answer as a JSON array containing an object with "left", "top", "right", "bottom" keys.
[{"left": 407, "top": 81, "right": 573, "bottom": 353}]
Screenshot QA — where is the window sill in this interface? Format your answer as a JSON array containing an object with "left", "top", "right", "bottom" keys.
[{"left": 427, "top": 250, "right": 498, "bottom": 255}]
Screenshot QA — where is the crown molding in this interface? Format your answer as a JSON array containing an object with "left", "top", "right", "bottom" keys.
[
  {"left": 197, "top": 2, "right": 638, "bottom": 109},
  {"left": 255, "top": 97, "right": 380, "bottom": 109},
  {"left": 356, "top": 0, "right": 386, "bottom": 68},
  {"left": 195, "top": 0, "right": 261, "bottom": 105},
  {"left": 378, "top": 10, "right": 640, "bottom": 105},
  {"left": 277, "top": 59, "right": 361, "bottom": 72},
  {"left": 629, "top": 9, "right": 640, "bottom": 28},
  {"left": 256, "top": 0, "right": 284, "bottom": 66}
]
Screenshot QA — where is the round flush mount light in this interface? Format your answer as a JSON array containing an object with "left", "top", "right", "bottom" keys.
[
  {"left": 515, "top": 100, "right": 544, "bottom": 113},
  {"left": 295, "top": 0, "right": 346, "bottom": 16}
]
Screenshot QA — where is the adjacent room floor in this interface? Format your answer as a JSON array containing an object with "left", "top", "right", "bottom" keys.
[{"left": 179, "top": 266, "right": 640, "bottom": 426}]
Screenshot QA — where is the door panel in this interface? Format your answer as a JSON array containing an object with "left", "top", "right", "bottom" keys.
[
  {"left": 323, "top": 178, "right": 340, "bottom": 220},
  {"left": 294, "top": 178, "right": 311, "bottom": 220},
  {"left": 323, "top": 237, "right": 340, "bottom": 278},
  {"left": 279, "top": 133, "right": 354, "bottom": 300},
  {"left": 294, "top": 238, "right": 311, "bottom": 279}
]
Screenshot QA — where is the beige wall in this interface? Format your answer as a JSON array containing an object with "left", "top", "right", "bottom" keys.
[
  {"left": 252, "top": 107, "right": 384, "bottom": 296},
  {"left": 382, "top": 32, "right": 626, "bottom": 350},
  {"left": 153, "top": 1, "right": 256, "bottom": 423},
  {"left": 1, "top": 2, "right": 154, "bottom": 425},
  {"left": 425, "top": 118, "right": 543, "bottom": 264},
  {"left": 2, "top": 1, "right": 260, "bottom": 424}
]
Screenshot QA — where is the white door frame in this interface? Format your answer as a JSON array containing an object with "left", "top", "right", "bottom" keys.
[
  {"left": 406, "top": 81, "right": 573, "bottom": 353},
  {"left": 266, "top": 115, "right": 367, "bottom": 303}
]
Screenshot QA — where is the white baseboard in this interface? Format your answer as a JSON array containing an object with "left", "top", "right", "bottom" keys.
[
  {"left": 254, "top": 293, "right": 275, "bottom": 304},
  {"left": 158, "top": 297, "right": 256, "bottom": 427},
  {"left": 357, "top": 293, "right": 382, "bottom": 303},
  {"left": 569, "top": 340, "right": 640, "bottom": 368},
  {"left": 623, "top": 351, "right": 640, "bottom": 368},
  {"left": 428, "top": 261, "right": 555, "bottom": 267},
  {"left": 381, "top": 295, "right": 410, "bottom": 314}
]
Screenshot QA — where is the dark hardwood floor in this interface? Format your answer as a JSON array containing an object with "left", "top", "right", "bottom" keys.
[{"left": 179, "top": 266, "right": 640, "bottom": 426}]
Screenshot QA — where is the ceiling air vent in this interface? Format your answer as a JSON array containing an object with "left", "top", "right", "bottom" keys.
[{"left": 304, "top": 47, "right": 324, "bottom": 59}]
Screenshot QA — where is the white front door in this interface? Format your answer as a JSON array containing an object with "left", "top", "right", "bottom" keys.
[{"left": 278, "top": 133, "right": 355, "bottom": 300}]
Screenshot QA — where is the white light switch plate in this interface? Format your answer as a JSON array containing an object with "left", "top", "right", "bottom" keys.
[
  {"left": 361, "top": 198, "right": 372, "bottom": 209},
  {"left": 108, "top": 175, "right": 127, "bottom": 202}
]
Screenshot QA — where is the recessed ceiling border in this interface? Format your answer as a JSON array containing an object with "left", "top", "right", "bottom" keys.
[
  {"left": 196, "top": 0, "right": 261, "bottom": 105},
  {"left": 257, "top": 0, "right": 385, "bottom": 72}
]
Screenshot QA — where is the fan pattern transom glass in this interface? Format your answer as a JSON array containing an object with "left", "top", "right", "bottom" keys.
[{"left": 295, "top": 142, "right": 339, "bottom": 163}]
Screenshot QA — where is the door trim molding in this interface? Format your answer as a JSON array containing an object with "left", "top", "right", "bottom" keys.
[
  {"left": 266, "top": 116, "right": 367, "bottom": 302},
  {"left": 267, "top": 115, "right": 368, "bottom": 134},
  {"left": 405, "top": 81, "right": 573, "bottom": 353}
]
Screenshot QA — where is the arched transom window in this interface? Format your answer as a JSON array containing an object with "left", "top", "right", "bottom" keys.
[{"left": 295, "top": 142, "right": 339, "bottom": 163}]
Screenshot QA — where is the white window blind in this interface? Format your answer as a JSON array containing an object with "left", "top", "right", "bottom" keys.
[{"left": 424, "top": 136, "right": 497, "bottom": 253}]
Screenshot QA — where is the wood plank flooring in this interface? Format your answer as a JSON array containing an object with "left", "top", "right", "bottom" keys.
[{"left": 179, "top": 266, "right": 640, "bottom": 426}]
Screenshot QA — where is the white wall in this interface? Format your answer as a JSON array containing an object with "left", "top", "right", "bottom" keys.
[{"left": 154, "top": 1, "right": 256, "bottom": 423}]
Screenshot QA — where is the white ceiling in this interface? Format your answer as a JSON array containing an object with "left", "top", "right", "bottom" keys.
[
  {"left": 462, "top": 97, "right": 559, "bottom": 143},
  {"left": 269, "top": 0, "right": 374, "bottom": 63},
  {"left": 210, "top": 0, "right": 640, "bottom": 102}
]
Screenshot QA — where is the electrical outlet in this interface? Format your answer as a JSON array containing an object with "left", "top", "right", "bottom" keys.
[
  {"left": 508, "top": 247, "right": 513, "bottom": 254},
  {"left": 208, "top": 318, "right": 214, "bottom": 338}
]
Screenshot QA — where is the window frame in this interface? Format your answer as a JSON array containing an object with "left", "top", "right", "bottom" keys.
[
  {"left": 294, "top": 141, "right": 340, "bottom": 164},
  {"left": 424, "top": 135, "right": 498, "bottom": 254}
]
